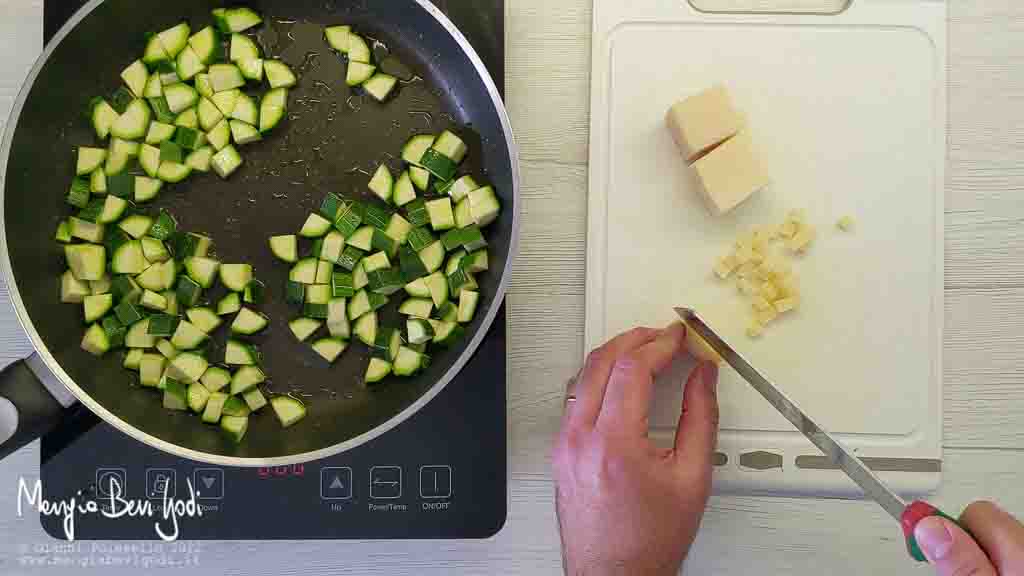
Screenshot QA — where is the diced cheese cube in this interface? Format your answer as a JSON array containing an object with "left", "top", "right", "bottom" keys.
[
  {"left": 693, "top": 130, "right": 770, "bottom": 216},
  {"left": 756, "top": 306, "right": 779, "bottom": 326},
  {"left": 665, "top": 85, "right": 743, "bottom": 163},
  {"left": 837, "top": 215, "right": 856, "bottom": 231},
  {"left": 778, "top": 221, "right": 797, "bottom": 239},
  {"left": 774, "top": 297, "right": 798, "bottom": 314},
  {"left": 713, "top": 255, "right": 738, "bottom": 280},
  {"left": 759, "top": 281, "right": 780, "bottom": 301},
  {"left": 787, "top": 224, "right": 817, "bottom": 253},
  {"left": 746, "top": 322, "right": 764, "bottom": 339},
  {"left": 752, "top": 296, "right": 773, "bottom": 312}
]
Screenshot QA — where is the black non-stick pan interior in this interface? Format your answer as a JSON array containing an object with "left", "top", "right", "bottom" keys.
[{"left": 3, "top": 0, "right": 514, "bottom": 459}]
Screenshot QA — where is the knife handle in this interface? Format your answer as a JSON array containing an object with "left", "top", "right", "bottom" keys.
[{"left": 901, "top": 500, "right": 973, "bottom": 562}]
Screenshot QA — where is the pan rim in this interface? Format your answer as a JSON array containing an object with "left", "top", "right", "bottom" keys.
[{"left": 0, "top": 0, "right": 520, "bottom": 467}]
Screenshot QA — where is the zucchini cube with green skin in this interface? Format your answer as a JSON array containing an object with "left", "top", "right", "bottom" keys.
[
  {"left": 176, "top": 276, "right": 204, "bottom": 308},
  {"left": 67, "top": 178, "right": 91, "bottom": 208},
  {"left": 225, "top": 339, "right": 262, "bottom": 366},
  {"left": 201, "top": 367, "right": 232, "bottom": 393},
  {"left": 270, "top": 397, "right": 307, "bottom": 428},
  {"left": 243, "top": 388, "right": 268, "bottom": 412},
  {"left": 211, "top": 145, "right": 243, "bottom": 179},
  {"left": 289, "top": 318, "right": 323, "bottom": 342},
  {"left": 231, "top": 308, "right": 269, "bottom": 335},
  {"left": 219, "top": 263, "right": 253, "bottom": 292},
  {"left": 336, "top": 246, "right": 364, "bottom": 272},
  {"left": 312, "top": 338, "right": 347, "bottom": 364},
  {"left": 217, "top": 292, "right": 242, "bottom": 316},
  {"left": 327, "top": 299, "right": 350, "bottom": 339},
  {"left": 334, "top": 201, "right": 365, "bottom": 238},
  {"left": 174, "top": 127, "right": 206, "bottom": 150},
  {"left": 419, "top": 149, "right": 457, "bottom": 182},
  {"left": 468, "top": 186, "right": 502, "bottom": 228},
  {"left": 368, "top": 164, "right": 394, "bottom": 203},
  {"left": 425, "top": 198, "right": 456, "bottom": 231},
  {"left": 65, "top": 244, "right": 106, "bottom": 281},
  {"left": 139, "top": 354, "right": 167, "bottom": 387},
  {"left": 230, "top": 365, "right": 266, "bottom": 395},
  {"left": 169, "top": 352, "right": 209, "bottom": 384},
  {"left": 215, "top": 7, "right": 263, "bottom": 34},
  {"left": 146, "top": 314, "right": 180, "bottom": 338},
  {"left": 269, "top": 235, "right": 299, "bottom": 263},
  {"left": 399, "top": 246, "right": 429, "bottom": 283},
  {"left": 188, "top": 383, "right": 212, "bottom": 413}
]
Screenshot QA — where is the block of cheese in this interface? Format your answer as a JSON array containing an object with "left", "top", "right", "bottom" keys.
[
  {"left": 693, "top": 130, "right": 769, "bottom": 216},
  {"left": 665, "top": 85, "right": 743, "bottom": 163}
]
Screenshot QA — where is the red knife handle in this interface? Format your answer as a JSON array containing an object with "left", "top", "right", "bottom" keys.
[{"left": 901, "top": 500, "right": 968, "bottom": 562}]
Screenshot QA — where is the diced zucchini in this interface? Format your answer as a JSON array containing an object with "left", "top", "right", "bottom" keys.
[
  {"left": 289, "top": 317, "right": 322, "bottom": 342},
  {"left": 123, "top": 348, "right": 145, "bottom": 371},
  {"left": 264, "top": 60, "right": 296, "bottom": 89},
  {"left": 346, "top": 62, "right": 376, "bottom": 87},
  {"left": 449, "top": 175, "right": 480, "bottom": 203},
  {"left": 238, "top": 58, "right": 264, "bottom": 81},
  {"left": 398, "top": 298, "right": 433, "bottom": 318},
  {"left": 305, "top": 284, "right": 331, "bottom": 306},
  {"left": 158, "top": 22, "right": 191, "bottom": 57},
  {"left": 139, "top": 289, "right": 167, "bottom": 311},
  {"left": 432, "top": 130, "right": 468, "bottom": 164},
  {"left": 212, "top": 89, "right": 240, "bottom": 116},
  {"left": 363, "top": 73, "right": 397, "bottom": 103},
  {"left": 168, "top": 352, "right": 209, "bottom": 384},
  {"left": 230, "top": 120, "right": 261, "bottom": 145},
  {"left": 197, "top": 97, "right": 223, "bottom": 131},
  {"left": 157, "top": 338, "right": 180, "bottom": 360},
  {"left": 186, "top": 307, "right": 222, "bottom": 334},
  {"left": 164, "top": 83, "right": 198, "bottom": 114},
  {"left": 171, "top": 319, "right": 208, "bottom": 350},
  {"left": 426, "top": 271, "right": 449, "bottom": 308},
  {"left": 365, "top": 357, "right": 392, "bottom": 384},
  {"left": 176, "top": 276, "right": 203, "bottom": 307},
  {"left": 353, "top": 260, "right": 369, "bottom": 290},
  {"left": 90, "top": 167, "right": 108, "bottom": 194},
  {"left": 315, "top": 260, "right": 334, "bottom": 285},
  {"left": 162, "top": 378, "right": 189, "bottom": 411},
  {"left": 325, "top": 25, "right": 351, "bottom": 53},
  {"left": 144, "top": 73, "right": 164, "bottom": 98},
  {"left": 300, "top": 213, "right": 333, "bottom": 238},
  {"left": 425, "top": 198, "right": 456, "bottom": 231},
  {"left": 120, "top": 60, "right": 149, "bottom": 98},
  {"left": 82, "top": 294, "right": 114, "bottom": 324},
  {"left": 393, "top": 346, "right": 425, "bottom": 377},
  {"left": 211, "top": 145, "right": 243, "bottom": 178},
  {"left": 69, "top": 218, "right": 105, "bottom": 243},
  {"left": 393, "top": 171, "right": 418, "bottom": 208},
  {"left": 217, "top": 292, "right": 242, "bottom": 316},
  {"left": 64, "top": 244, "right": 106, "bottom": 281},
  {"left": 217, "top": 7, "right": 263, "bottom": 33},
  {"left": 225, "top": 339, "right": 261, "bottom": 366},
  {"left": 458, "top": 290, "right": 480, "bottom": 323},
  {"left": 90, "top": 98, "right": 119, "bottom": 140},
  {"left": 368, "top": 164, "right": 394, "bottom": 203},
  {"left": 405, "top": 277, "right": 431, "bottom": 299},
  {"left": 468, "top": 186, "right": 502, "bottom": 227},
  {"left": 201, "top": 368, "right": 232, "bottom": 394},
  {"left": 176, "top": 46, "right": 207, "bottom": 81},
  {"left": 208, "top": 64, "right": 246, "bottom": 92},
  {"left": 189, "top": 25, "right": 221, "bottom": 64},
  {"left": 436, "top": 301, "right": 458, "bottom": 323},
  {"left": 200, "top": 392, "right": 227, "bottom": 423},
  {"left": 219, "top": 263, "right": 253, "bottom": 292},
  {"left": 419, "top": 148, "right": 457, "bottom": 182},
  {"left": 139, "top": 354, "right": 166, "bottom": 387},
  {"left": 185, "top": 256, "right": 221, "bottom": 289},
  {"left": 175, "top": 126, "right": 206, "bottom": 150},
  {"left": 134, "top": 176, "right": 164, "bottom": 203},
  {"left": 108, "top": 240, "right": 144, "bottom": 275},
  {"left": 230, "top": 365, "right": 266, "bottom": 395},
  {"left": 347, "top": 226, "right": 374, "bottom": 252},
  {"left": 157, "top": 161, "right": 192, "bottom": 183},
  {"left": 220, "top": 415, "right": 249, "bottom": 443},
  {"left": 418, "top": 241, "right": 445, "bottom": 274},
  {"left": 409, "top": 166, "right": 431, "bottom": 192},
  {"left": 187, "top": 383, "right": 211, "bottom": 413},
  {"left": 207, "top": 119, "right": 231, "bottom": 151},
  {"left": 230, "top": 33, "right": 261, "bottom": 62},
  {"left": 76, "top": 147, "right": 108, "bottom": 176},
  {"left": 290, "top": 258, "right": 318, "bottom": 284},
  {"left": 432, "top": 320, "right": 463, "bottom": 346},
  {"left": 327, "top": 298, "right": 350, "bottom": 339},
  {"left": 269, "top": 234, "right": 298, "bottom": 263},
  {"left": 243, "top": 387, "right": 268, "bottom": 412},
  {"left": 312, "top": 338, "right": 347, "bottom": 363},
  {"left": 222, "top": 396, "right": 251, "bottom": 417},
  {"left": 270, "top": 396, "right": 306, "bottom": 428},
  {"left": 348, "top": 35, "right": 371, "bottom": 63},
  {"left": 353, "top": 310, "right": 377, "bottom": 346},
  {"left": 111, "top": 99, "right": 152, "bottom": 140},
  {"left": 402, "top": 134, "right": 435, "bottom": 166},
  {"left": 117, "top": 215, "right": 152, "bottom": 240},
  {"left": 406, "top": 318, "right": 435, "bottom": 346},
  {"left": 186, "top": 146, "right": 214, "bottom": 172},
  {"left": 231, "top": 307, "right": 269, "bottom": 335},
  {"left": 259, "top": 102, "right": 285, "bottom": 133}
]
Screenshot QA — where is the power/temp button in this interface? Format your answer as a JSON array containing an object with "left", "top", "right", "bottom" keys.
[{"left": 419, "top": 466, "right": 452, "bottom": 499}]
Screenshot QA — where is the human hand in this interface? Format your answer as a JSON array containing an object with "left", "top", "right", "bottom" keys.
[
  {"left": 552, "top": 323, "right": 720, "bottom": 575},
  {"left": 916, "top": 501, "right": 1024, "bottom": 575}
]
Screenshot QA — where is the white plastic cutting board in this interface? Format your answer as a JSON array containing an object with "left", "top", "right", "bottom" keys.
[{"left": 587, "top": 0, "right": 946, "bottom": 496}]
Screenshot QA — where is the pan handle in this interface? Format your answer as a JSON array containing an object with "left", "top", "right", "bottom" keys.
[{"left": 0, "top": 358, "right": 66, "bottom": 459}]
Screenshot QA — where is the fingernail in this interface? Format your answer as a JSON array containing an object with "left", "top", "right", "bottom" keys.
[{"left": 915, "top": 516, "right": 954, "bottom": 561}]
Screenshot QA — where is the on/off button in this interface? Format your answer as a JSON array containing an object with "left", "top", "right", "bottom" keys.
[{"left": 419, "top": 466, "right": 452, "bottom": 499}]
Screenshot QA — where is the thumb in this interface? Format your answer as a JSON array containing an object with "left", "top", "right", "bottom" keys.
[{"left": 915, "top": 516, "right": 997, "bottom": 576}]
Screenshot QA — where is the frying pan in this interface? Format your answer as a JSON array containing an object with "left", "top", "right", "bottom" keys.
[{"left": 0, "top": 0, "right": 518, "bottom": 465}]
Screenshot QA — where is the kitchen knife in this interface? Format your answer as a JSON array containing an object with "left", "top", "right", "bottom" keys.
[{"left": 675, "top": 307, "right": 970, "bottom": 562}]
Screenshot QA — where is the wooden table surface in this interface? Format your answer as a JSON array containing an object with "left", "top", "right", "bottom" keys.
[{"left": 1, "top": 1, "right": 1023, "bottom": 574}]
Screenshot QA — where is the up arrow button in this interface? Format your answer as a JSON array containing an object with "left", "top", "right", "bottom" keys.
[{"left": 320, "top": 467, "right": 353, "bottom": 500}]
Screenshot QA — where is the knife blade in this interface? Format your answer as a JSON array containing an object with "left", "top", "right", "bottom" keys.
[{"left": 674, "top": 307, "right": 906, "bottom": 520}]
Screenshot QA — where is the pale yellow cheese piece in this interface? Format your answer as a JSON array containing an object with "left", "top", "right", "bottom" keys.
[
  {"left": 665, "top": 85, "right": 743, "bottom": 164},
  {"left": 693, "top": 130, "right": 770, "bottom": 216},
  {"left": 682, "top": 321, "right": 723, "bottom": 365}
]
